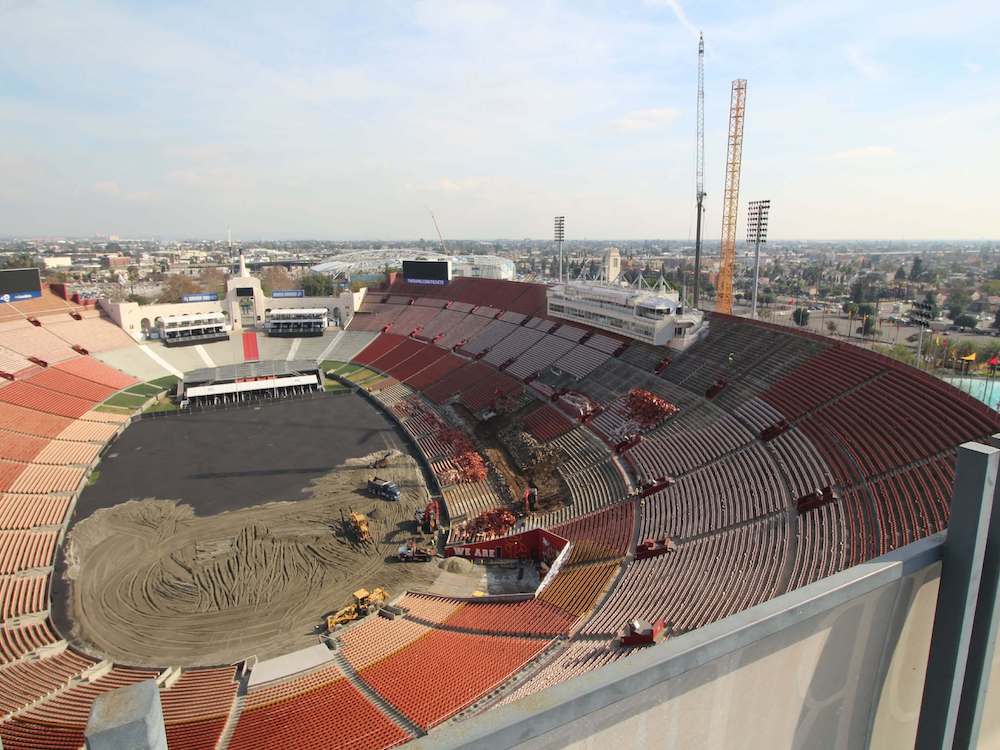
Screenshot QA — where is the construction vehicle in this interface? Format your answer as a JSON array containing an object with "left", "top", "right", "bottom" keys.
[
  {"left": 397, "top": 539, "right": 434, "bottom": 562},
  {"left": 416, "top": 499, "right": 440, "bottom": 534},
  {"left": 341, "top": 509, "right": 373, "bottom": 544},
  {"left": 326, "top": 587, "right": 389, "bottom": 631},
  {"left": 367, "top": 476, "right": 400, "bottom": 501}
]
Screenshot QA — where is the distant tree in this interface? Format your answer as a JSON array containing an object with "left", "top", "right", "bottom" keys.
[
  {"left": 126, "top": 293, "right": 151, "bottom": 305},
  {"left": 993, "top": 309, "right": 1000, "bottom": 330},
  {"left": 955, "top": 314, "right": 978, "bottom": 329},
  {"left": 197, "top": 268, "right": 226, "bottom": 298},
  {"left": 894, "top": 265, "right": 907, "bottom": 281},
  {"left": 859, "top": 316, "right": 877, "bottom": 337},
  {"left": 260, "top": 267, "right": 294, "bottom": 296},
  {"left": 947, "top": 304, "right": 964, "bottom": 321},
  {"left": 909, "top": 256, "right": 925, "bottom": 281},
  {"left": 157, "top": 275, "right": 200, "bottom": 303},
  {"left": 0, "top": 252, "right": 41, "bottom": 270},
  {"left": 843, "top": 301, "right": 858, "bottom": 316},
  {"left": 792, "top": 307, "right": 810, "bottom": 327},
  {"left": 857, "top": 303, "right": 876, "bottom": 320},
  {"left": 301, "top": 272, "right": 335, "bottom": 297},
  {"left": 825, "top": 320, "right": 837, "bottom": 335}
]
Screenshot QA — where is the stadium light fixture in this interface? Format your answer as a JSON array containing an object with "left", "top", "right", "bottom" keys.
[
  {"left": 746, "top": 199, "right": 770, "bottom": 318},
  {"left": 554, "top": 216, "right": 565, "bottom": 283}
]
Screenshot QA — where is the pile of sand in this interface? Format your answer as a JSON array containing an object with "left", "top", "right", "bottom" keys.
[{"left": 440, "top": 557, "right": 474, "bottom": 574}]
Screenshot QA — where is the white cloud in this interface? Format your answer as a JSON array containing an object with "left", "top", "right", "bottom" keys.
[
  {"left": 844, "top": 45, "right": 888, "bottom": 81},
  {"left": 831, "top": 146, "right": 897, "bottom": 160},
  {"left": 612, "top": 107, "right": 680, "bottom": 131},
  {"left": 643, "top": 0, "right": 700, "bottom": 40},
  {"left": 964, "top": 60, "right": 984, "bottom": 74}
]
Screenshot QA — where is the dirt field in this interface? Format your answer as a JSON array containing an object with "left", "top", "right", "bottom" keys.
[{"left": 60, "top": 450, "right": 446, "bottom": 667}]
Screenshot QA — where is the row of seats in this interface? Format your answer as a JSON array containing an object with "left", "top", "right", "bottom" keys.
[
  {"left": 624, "top": 407, "right": 754, "bottom": 481},
  {"left": 0, "top": 619, "right": 59, "bottom": 665},
  {"left": 560, "top": 460, "right": 628, "bottom": 519},
  {"left": 638, "top": 444, "right": 788, "bottom": 541},
  {"left": 499, "top": 639, "right": 638, "bottom": 707},
  {"left": 584, "top": 516, "right": 790, "bottom": 636},
  {"left": 522, "top": 403, "right": 574, "bottom": 442},
  {"left": 0, "top": 665, "right": 159, "bottom": 750},
  {"left": 550, "top": 503, "right": 635, "bottom": 565},
  {"left": 229, "top": 663, "right": 408, "bottom": 750},
  {"left": 537, "top": 560, "right": 619, "bottom": 617},
  {"left": 359, "top": 628, "right": 549, "bottom": 731},
  {"left": 0, "top": 573, "right": 48, "bottom": 622},
  {"left": 0, "top": 530, "right": 59, "bottom": 574}
]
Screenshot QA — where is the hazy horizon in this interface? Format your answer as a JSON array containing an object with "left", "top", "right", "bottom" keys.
[{"left": 1, "top": 1, "right": 997, "bottom": 241}]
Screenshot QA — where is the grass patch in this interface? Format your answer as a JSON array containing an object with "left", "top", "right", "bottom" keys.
[
  {"left": 144, "top": 398, "right": 178, "bottom": 414},
  {"left": 345, "top": 367, "right": 380, "bottom": 384},
  {"left": 87, "top": 469, "right": 101, "bottom": 485},
  {"left": 104, "top": 392, "right": 149, "bottom": 409},
  {"left": 95, "top": 404, "right": 133, "bottom": 414},
  {"left": 149, "top": 375, "right": 180, "bottom": 390},
  {"left": 125, "top": 383, "right": 162, "bottom": 397}
]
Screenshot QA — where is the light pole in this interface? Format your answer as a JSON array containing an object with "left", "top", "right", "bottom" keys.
[
  {"left": 554, "top": 216, "right": 565, "bottom": 283},
  {"left": 747, "top": 199, "right": 770, "bottom": 318}
]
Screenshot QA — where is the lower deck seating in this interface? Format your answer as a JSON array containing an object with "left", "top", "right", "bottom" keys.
[
  {"left": 0, "top": 665, "right": 159, "bottom": 750},
  {"left": 359, "top": 629, "right": 549, "bottom": 731},
  {"left": 0, "top": 494, "right": 72, "bottom": 531},
  {"left": 161, "top": 667, "right": 239, "bottom": 750},
  {"left": 229, "top": 664, "right": 409, "bottom": 750},
  {"left": 442, "top": 598, "right": 577, "bottom": 637},
  {"left": 550, "top": 503, "right": 635, "bottom": 565},
  {"left": 0, "top": 620, "right": 59, "bottom": 665},
  {"left": 499, "top": 639, "right": 639, "bottom": 707},
  {"left": 538, "top": 561, "right": 619, "bottom": 617},
  {"left": 0, "top": 573, "right": 49, "bottom": 622},
  {"left": 340, "top": 617, "right": 431, "bottom": 671},
  {"left": 0, "top": 649, "right": 95, "bottom": 718}
]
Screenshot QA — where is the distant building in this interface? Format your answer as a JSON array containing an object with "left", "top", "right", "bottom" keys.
[
  {"left": 546, "top": 281, "right": 706, "bottom": 350},
  {"left": 604, "top": 248, "right": 621, "bottom": 283}
]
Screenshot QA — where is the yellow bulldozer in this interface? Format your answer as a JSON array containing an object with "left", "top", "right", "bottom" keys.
[
  {"left": 326, "top": 587, "right": 388, "bottom": 631},
  {"left": 340, "top": 509, "right": 373, "bottom": 545}
]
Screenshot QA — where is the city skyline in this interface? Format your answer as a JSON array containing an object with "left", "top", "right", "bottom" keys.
[{"left": 1, "top": 0, "right": 997, "bottom": 241}]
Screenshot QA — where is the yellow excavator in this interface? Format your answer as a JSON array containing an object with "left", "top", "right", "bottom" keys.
[{"left": 326, "top": 587, "right": 388, "bottom": 631}]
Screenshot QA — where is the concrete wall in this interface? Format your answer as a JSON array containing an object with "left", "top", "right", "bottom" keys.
[{"left": 415, "top": 537, "right": 976, "bottom": 750}]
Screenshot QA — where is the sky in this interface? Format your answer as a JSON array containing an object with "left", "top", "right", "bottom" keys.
[{"left": 0, "top": 0, "right": 998, "bottom": 241}]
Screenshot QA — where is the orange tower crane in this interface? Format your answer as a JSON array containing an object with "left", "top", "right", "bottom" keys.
[{"left": 715, "top": 79, "right": 747, "bottom": 315}]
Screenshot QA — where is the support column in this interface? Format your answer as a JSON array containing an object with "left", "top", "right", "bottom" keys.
[
  {"left": 953, "top": 434, "right": 1000, "bottom": 748},
  {"left": 915, "top": 441, "right": 999, "bottom": 750}
]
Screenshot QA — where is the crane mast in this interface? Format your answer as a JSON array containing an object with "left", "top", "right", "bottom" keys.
[
  {"left": 693, "top": 33, "right": 705, "bottom": 308},
  {"left": 715, "top": 79, "right": 746, "bottom": 315}
]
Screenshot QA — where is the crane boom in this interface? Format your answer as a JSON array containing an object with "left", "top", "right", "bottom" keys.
[
  {"left": 693, "top": 32, "right": 706, "bottom": 308},
  {"left": 429, "top": 210, "right": 446, "bottom": 253},
  {"left": 715, "top": 79, "right": 747, "bottom": 316}
]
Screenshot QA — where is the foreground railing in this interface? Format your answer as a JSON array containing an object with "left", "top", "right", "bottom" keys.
[{"left": 414, "top": 439, "right": 1000, "bottom": 750}]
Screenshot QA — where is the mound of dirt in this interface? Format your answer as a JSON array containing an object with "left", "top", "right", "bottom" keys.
[
  {"left": 440, "top": 557, "right": 474, "bottom": 574},
  {"left": 60, "top": 451, "right": 441, "bottom": 667}
]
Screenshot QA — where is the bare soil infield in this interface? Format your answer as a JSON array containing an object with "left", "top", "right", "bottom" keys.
[{"left": 52, "top": 396, "right": 444, "bottom": 667}]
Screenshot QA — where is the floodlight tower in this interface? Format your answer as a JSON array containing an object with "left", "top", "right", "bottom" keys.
[
  {"left": 554, "top": 216, "right": 565, "bottom": 282},
  {"left": 716, "top": 79, "right": 747, "bottom": 315},
  {"left": 747, "top": 199, "right": 770, "bottom": 318},
  {"left": 693, "top": 32, "right": 706, "bottom": 308}
]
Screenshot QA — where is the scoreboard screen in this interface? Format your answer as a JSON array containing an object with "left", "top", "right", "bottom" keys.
[
  {"left": 402, "top": 260, "right": 451, "bottom": 285},
  {"left": 0, "top": 268, "right": 42, "bottom": 304}
]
